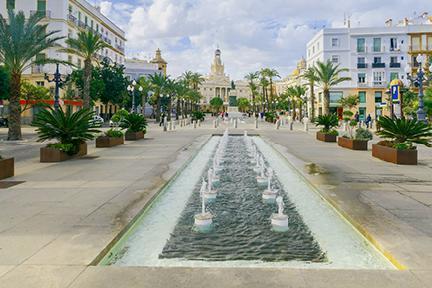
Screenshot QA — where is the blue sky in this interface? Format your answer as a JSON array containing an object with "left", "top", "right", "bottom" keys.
[{"left": 90, "top": 0, "right": 431, "bottom": 79}]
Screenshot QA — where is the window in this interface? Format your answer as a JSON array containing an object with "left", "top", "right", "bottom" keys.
[
  {"left": 358, "top": 57, "right": 365, "bottom": 64},
  {"left": 329, "top": 92, "right": 343, "bottom": 104},
  {"left": 390, "top": 72, "right": 399, "bottom": 81},
  {"left": 374, "top": 91, "right": 382, "bottom": 103},
  {"left": 91, "top": 20, "right": 94, "bottom": 29},
  {"left": 331, "top": 55, "right": 339, "bottom": 64},
  {"left": 36, "top": 81, "right": 45, "bottom": 87},
  {"left": 85, "top": 16, "right": 88, "bottom": 26},
  {"left": 332, "top": 38, "right": 339, "bottom": 47},
  {"left": 428, "top": 35, "right": 432, "bottom": 50},
  {"left": 358, "top": 73, "right": 366, "bottom": 83},
  {"left": 373, "top": 71, "right": 385, "bottom": 84},
  {"left": 68, "top": 5, "right": 72, "bottom": 14},
  {"left": 373, "top": 38, "right": 381, "bottom": 52},
  {"left": 373, "top": 57, "right": 382, "bottom": 64},
  {"left": 390, "top": 56, "right": 398, "bottom": 64},
  {"left": 96, "top": 24, "right": 99, "bottom": 32},
  {"left": 358, "top": 91, "right": 366, "bottom": 103},
  {"left": 357, "top": 38, "right": 365, "bottom": 52},
  {"left": 412, "top": 36, "right": 420, "bottom": 51},
  {"left": 6, "top": 0, "right": 15, "bottom": 10},
  {"left": 390, "top": 38, "right": 398, "bottom": 51},
  {"left": 37, "top": 0, "right": 46, "bottom": 12},
  {"left": 78, "top": 11, "right": 81, "bottom": 21}
]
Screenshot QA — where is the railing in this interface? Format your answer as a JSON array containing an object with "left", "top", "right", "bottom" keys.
[
  {"left": 115, "top": 44, "right": 125, "bottom": 52},
  {"left": 357, "top": 63, "right": 368, "bottom": 69},
  {"left": 372, "top": 63, "right": 385, "bottom": 68},
  {"left": 390, "top": 62, "right": 401, "bottom": 68},
  {"left": 68, "top": 14, "right": 77, "bottom": 24},
  {"left": 372, "top": 81, "right": 387, "bottom": 87},
  {"left": 30, "top": 10, "right": 51, "bottom": 18}
]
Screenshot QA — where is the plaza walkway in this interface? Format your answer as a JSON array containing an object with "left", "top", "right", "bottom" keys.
[{"left": 0, "top": 118, "right": 431, "bottom": 287}]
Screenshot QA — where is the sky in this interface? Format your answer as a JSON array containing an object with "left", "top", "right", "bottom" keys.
[{"left": 88, "top": 0, "right": 431, "bottom": 80}]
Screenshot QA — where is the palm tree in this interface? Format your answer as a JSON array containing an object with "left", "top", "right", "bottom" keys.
[
  {"left": 0, "top": 10, "right": 63, "bottom": 140},
  {"left": 261, "top": 68, "right": 280, "bottom": 109},
  {"left": 313, "top": 60, "right": 351, "bottom": 115},
  {"left": 287, "top": 85, "right": 307, "bottom": 120},
  {"left": 259, "top": 76, "right": 270, "bottom": 112},
  {"left": 61, "top": 30, "right": 108, "bottom": 109},
  {"left": 302, "top": 67, "right": 317, "bottom": 121},
  {"left": 245, "top": 71, "right": 259, "bottom": 114},
  {"left": 148, "top": 73, "right": 169, "bottom": 122}
]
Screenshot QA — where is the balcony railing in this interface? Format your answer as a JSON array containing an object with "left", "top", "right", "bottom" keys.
[
  {"left": 68, "top": 14, "right": 77, "bottom": 24},
  {"left": 30, "top": 10, "right": 51, "bottom": 18},
  {"left": 357, "top": 63, "right": 368, "bottom": 69},
  {"left": 372, "top": 63, "right": 385, "bottom": 68},
  {"left": 373, "top": 81, "right": 387, "bottom": 87},
  {"left": 390, "top": 62, "right": 401, "bottom": 68}
]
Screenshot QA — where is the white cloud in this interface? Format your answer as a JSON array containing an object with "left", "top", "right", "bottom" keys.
[{"left": 98, "top": 0, "right": 432, "bottom": 79}]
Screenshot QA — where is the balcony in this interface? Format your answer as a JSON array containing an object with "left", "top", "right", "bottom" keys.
[
  {"left": 390, "top": 62, "right": 401, "bottom": 68},
  {"left": 372, "top": 81, "right": 387, "bottom": 87},
  {"left": 357, "top": 63, "right": 368, "bottom": 69},
  {"left": 31, "top": 65, "right": 44, "bottom": 74},
  {"left": 68, "top": 14, "right": 77, "bottom": 24},
  {"left": 372, "top": 62, "right": 385, "bottom": 68},
  {"left": 30, "top": 10, "right": 51, "bottom": 18},
  {"left": 115, "top": 44, "right": 125, "bottom": 53}
]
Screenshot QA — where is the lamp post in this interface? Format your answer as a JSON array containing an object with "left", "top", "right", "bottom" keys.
[
  {"left": 44, "top": 63, "right": 68, "bottom": 111},
  {"left": 405, "top": 54, "right": 432, "bottom": 123},
  {"left": 127, "top": 80, "right": 143, "bottom": 113}
]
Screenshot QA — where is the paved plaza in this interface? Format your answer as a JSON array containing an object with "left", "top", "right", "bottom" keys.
[{"left": 0, "top": 118, "right": 432, "bottom": 287}]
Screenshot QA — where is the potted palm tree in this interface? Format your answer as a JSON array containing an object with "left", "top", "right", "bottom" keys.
[
  {"left": 372, "top": 116, "right": 432, "bottom": 165},
  {"left": 315, "top": 114, "right": 339, "bottom": 142},
  {"left": 0, "top": 154, "right": 14, "bottom": 180},
  {"left": 96, "top": 129, "right": 124, "bottom": 148},
  {"left": 32, "top": 108, "right": 100, "bottom": 162},
  {"left": 120, "top": 113, "right": 147, "bottom": 141}
]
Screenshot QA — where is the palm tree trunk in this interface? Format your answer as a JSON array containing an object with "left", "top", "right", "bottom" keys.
[
  {"left": 323, "top": 89, "right": 330, "bottom": 115},
  {"left": 167, "top": 97, "right": 172, "bottom": 121},
  {"left": 156, "top": 95, "right": 161, "bottom": 122},
  {"left": 7, "top": 72, "right": 22, "bottom": 140},
  {"left": 176, "top": 99, "right": 180, "bottom": 120},
  {"left": 310, "top": 82, "right": 315, "bottom": 121},
  {"left": 83, "top": 59, "right": 92, "bottom": 109}
]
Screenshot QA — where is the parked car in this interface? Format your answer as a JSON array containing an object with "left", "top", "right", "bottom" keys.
[
  {"left": 0, "top": 117, "right": 8, "bottom": 127},
  {"left": 90, "top": 115, "right": 104, "bottom": 127}
]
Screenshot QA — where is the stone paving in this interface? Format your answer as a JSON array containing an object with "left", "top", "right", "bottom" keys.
[{"left": 0, "top": 118, "right": 431, "bottom": 287}]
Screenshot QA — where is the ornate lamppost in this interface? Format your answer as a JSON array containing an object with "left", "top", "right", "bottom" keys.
[
  {"left": 44, "top": 63, "right": 69, "bottom": 111},
  {"left": 127, "top": 80, "right": 143, "bottom": 113},
  {"left": 404, "top": 54, "right": 432, "bottom": 123}
]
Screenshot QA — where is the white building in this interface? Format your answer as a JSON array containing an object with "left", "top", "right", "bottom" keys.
[
  {"left": 1, "top": 0, "right": 126, "bottom": 83},
  {"left": 125, "top": 59, "right": 160, "bottom": 80},
  {"left": 198, "top": 49, "right": 251, "bottom": 109},
  {"left": 306, "top": 15, "right": 432, "bottom": 120}
]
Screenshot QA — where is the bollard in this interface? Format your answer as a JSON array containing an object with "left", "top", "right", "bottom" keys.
[
  {"left": 173, "top": 120, "right": 176, "bottom": 130},
  {"left": 198, "top": 120, "right": 201, "bottom": 127},
  {"left": 169, "top": 121, "right": 173, "bottom": 131},
  {"left": 289, "top": 121, "right": 293, "bottom": 131},
  {"left": 303, "top": 117, "right": 309, "bottom": 132},
  {"left": 163, "top": 116, "right": 168, "bottom": 132},
  {"left": 276, "top": 120, "right": 280, "bottom": 130},
  {"left": 234, "top": 118, "right": 238, "bottom": 128},
  {"left": 255, "top": 118, "right": 258, "bottom": 129},
  {"left": 193, "top": 120, "right": 197, "bottom": 128}
]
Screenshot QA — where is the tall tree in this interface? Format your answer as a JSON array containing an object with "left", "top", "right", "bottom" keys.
[
  {"left": 0, "top": 66, "right": 9, "bottom": 101},
  {"left": 61, "top": 30, "right": 108, "bottom": 109},
  {"left": 245, "top": 71, "right": 259, "bottom": 114},
  {"left": 302, "top": 67, "right": 317, "bottom": 121},
  {"left": 259, "top": 76, "right": 269, "bottom": 112},
  {"left": 313, "top": 60, "right": 351, "bottom": 115},
  {"left": 287, "top": 85, "right": 307, "bottom": 120},
  {"left": 0, "top": 10, "right": 63, "bottom": 140},
  {"left": 148, "top": 73, "right": 169, "bottom": 122},
  {"left": 261, "top": 68, "right": 280, "bottom": 109}
]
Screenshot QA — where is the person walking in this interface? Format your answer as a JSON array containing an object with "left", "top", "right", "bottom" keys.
[{"left": 365, "top": 114, "right": 372, "bottom": 128}]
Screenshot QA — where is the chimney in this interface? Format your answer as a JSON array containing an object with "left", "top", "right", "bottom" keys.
[{"left": 385, "top": 18, "right": 393, "bottom": 27}]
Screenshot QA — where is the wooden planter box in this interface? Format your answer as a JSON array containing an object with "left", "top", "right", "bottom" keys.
[
  {"left": 0, "top": 158, "right": 14, "bottom": 180},
  {"left": 372, "top": 144, "right": 417, "bottom": 165},
  {"left": 338, "top": 137, "right": 368, "bottom": 151},
  {"left": 96, "top": 136, "right": 124, "bottom": 148},
  {"left": 125, "top": 131, "right": 145, "bottom": 141},
  {"left": 40, "top": 143, "right": 87, "bottom": 163},
  {"left": 316, "top": 132, "right": 337, "bottom": 142}
]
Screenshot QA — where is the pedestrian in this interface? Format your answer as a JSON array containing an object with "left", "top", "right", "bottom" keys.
[
  {"left": 354, "top": 112, "right": 359, "bottom": 122},
  {"left": 159, "top": 112, "right": 165, "bottom": 127},
  {"left": 365, "top": 114, "right": 372, "bottom": 128}
]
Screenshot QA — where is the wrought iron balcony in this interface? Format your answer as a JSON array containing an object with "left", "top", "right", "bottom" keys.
[
  {"left": 390, "top": 62, "right": 401, "bottom": 68},
  {"left": 357, "top": 63, "right": 368, "bottom": 69},
  {"left": 372, "top": 62, "right": 385, "bottom": 68}
]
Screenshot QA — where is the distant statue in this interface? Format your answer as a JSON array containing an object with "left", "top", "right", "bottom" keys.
[{"left": 231, "top": 80, "right": 236, "bottom": 90}]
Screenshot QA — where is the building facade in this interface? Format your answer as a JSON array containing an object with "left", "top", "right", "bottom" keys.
[
  {"left": 306, "top": 14, "right": 432, "bottom": 121},
  {"left": 125, "top": 49, "right": 168, "bottom": 80},
  {"left": 1, "top": 0, "right": 126, "bottom": 122},
  {"left": 198, "top": 49, "right": 251, "bottom": 109}
]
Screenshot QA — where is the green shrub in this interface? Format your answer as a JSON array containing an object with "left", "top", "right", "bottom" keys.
[
  {"left": 47, "top": 143, "right": 76, "bottom": 155},
  {"left": 316, "top": 114, "right": 339, "bottom": 133},
  {"left": 105, "top": 129, "right": 124, "bottom": 138},
  {"left": 326, "top": 129, "right": 339, "bottom": 136},
  {"left": 32, "top": 108, "right": 100, "bottom": 154},
  {"left": 355, "top": 128, "right": 373, "bottom": 141},
  {"left": 191, "top": 111, "right": 205, "bottom": 121},
  {"left": 265, "top": 111, "right": 277, "bottom": 123},
  {"left": 376, "top": 116, "right": 432, "bottom": 149},
  {"left": 120, "top": 113, "right": 147, "bottom": 133},
  {"left": 111, "top": 109, "right": 129, "bottom": 123}
]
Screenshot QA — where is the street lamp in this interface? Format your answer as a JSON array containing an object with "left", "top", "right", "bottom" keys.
[
  {"left": 45, "top": 63, "right": 69, "bottom": 111},
  {"left": 405, "top": 54, "right": 432, "bottom": 123},
  {"left": 127, "top": 80, "right": 143, "bottom": 113}
]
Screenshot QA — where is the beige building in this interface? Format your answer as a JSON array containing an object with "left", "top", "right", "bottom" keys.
[{"left": 198, "top": 49, "right": 251, "bottom": 109}]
